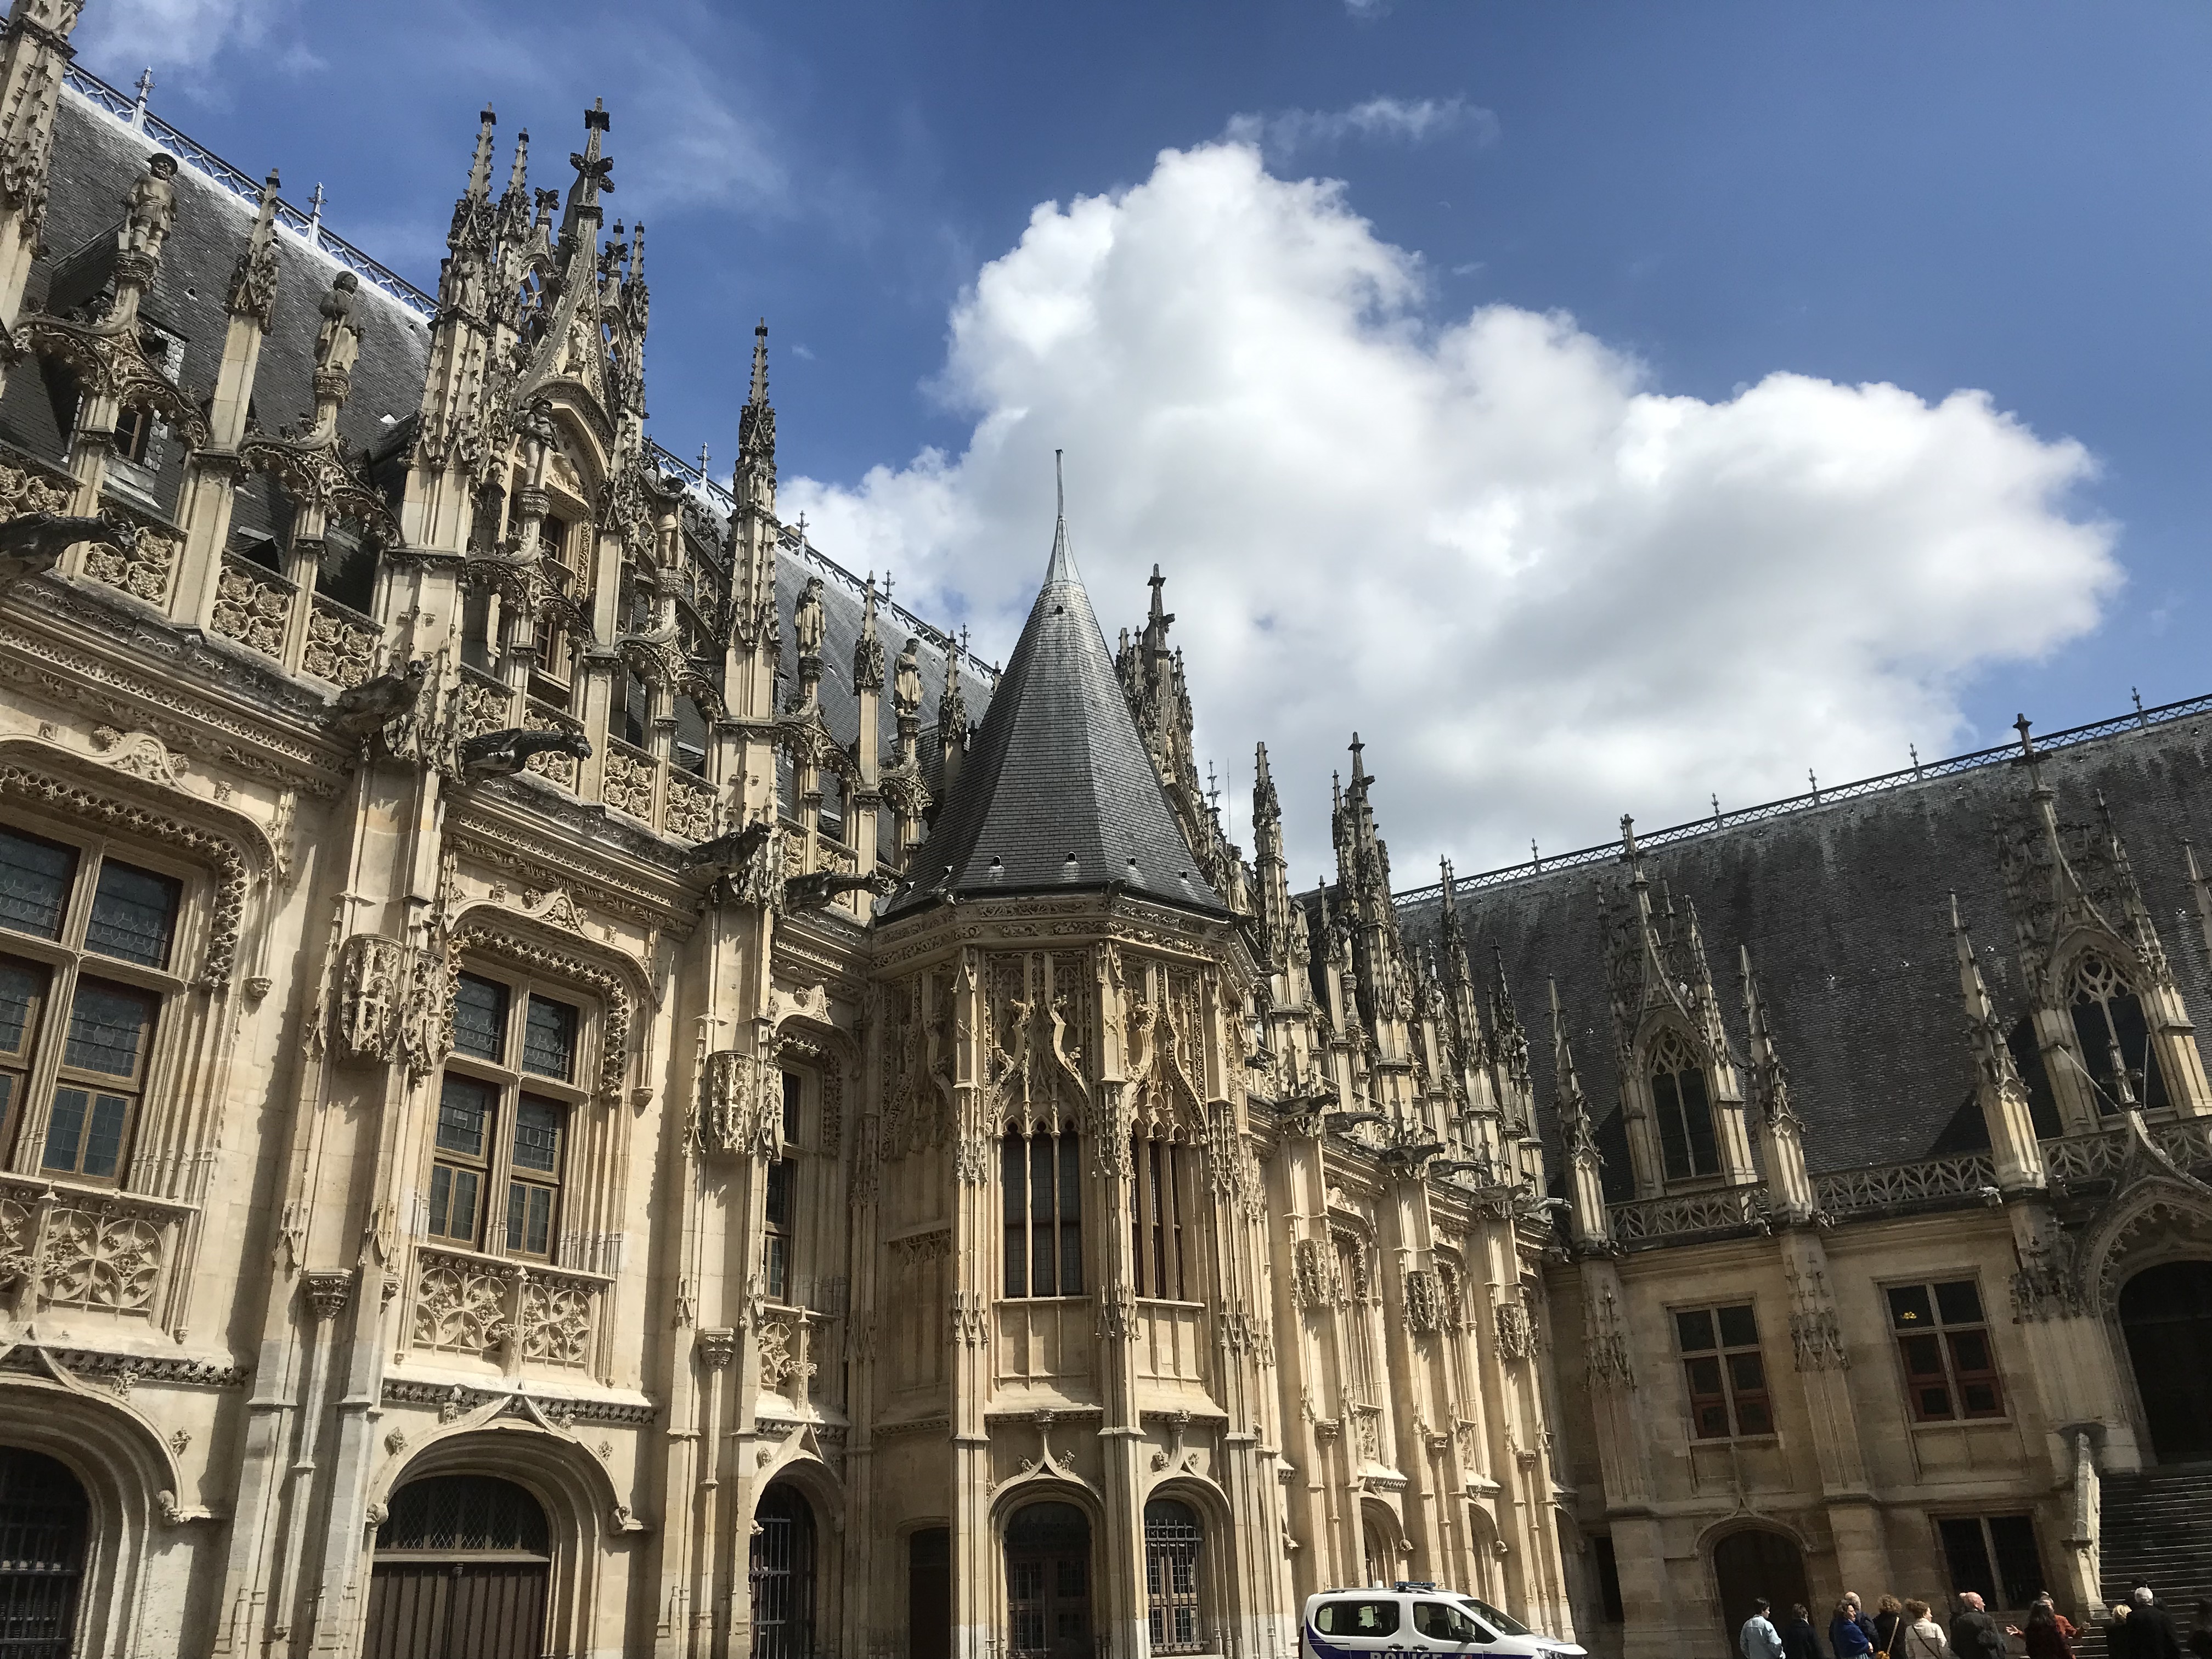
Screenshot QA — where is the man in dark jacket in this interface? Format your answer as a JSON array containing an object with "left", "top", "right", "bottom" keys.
[
  {"left": 1953, "top": 1593, "right": 2011, "bottom": 1659},
  {"left": 2128, "top": 1588, "right": 2185, "bottom": 1659}
]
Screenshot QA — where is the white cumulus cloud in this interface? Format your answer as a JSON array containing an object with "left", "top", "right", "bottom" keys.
[{"left": 784, "top": 139, "right": 2119, "bottom": 881}]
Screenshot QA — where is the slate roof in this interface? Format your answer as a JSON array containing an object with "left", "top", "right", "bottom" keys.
[
  {"left": 884, "top": 510, "right": 1226, "bottom": 919},
  {"left": 0, "top": 88, "right": 432, "bottom": 541},
  {"left": 1395, "top": 713, "right": 2212, "bottom": 1197}
]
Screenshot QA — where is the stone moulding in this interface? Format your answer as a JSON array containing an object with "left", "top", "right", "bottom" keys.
[{"left": 0, "top": 757, "right": 256, "bottom": 988}]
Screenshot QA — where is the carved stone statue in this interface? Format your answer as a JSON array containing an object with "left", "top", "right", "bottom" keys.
[
  {"left": 314, "top": 272, "right": 361, "bottom": 379},
  {"left": 892, "top": 636, "right": 922, "bottom": 718},
  {"left": 121, "top": 153, "right": 178, "bottom": 258},
  {"left": 793, "top": 575, "right": 825, "bottom": 659}
]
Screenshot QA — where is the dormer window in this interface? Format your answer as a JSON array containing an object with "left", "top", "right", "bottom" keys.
[
  {"left": 1649, "top": 1029, "right": 1719, "bottom": 1181},
  {"left": 2067, "top": 952, "right": 2168, "bottom": 1113}
]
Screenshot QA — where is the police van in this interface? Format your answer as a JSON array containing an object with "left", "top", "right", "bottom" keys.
[{"left": 1301, "top": 1583, "right": 1589, "bottom": 1659}]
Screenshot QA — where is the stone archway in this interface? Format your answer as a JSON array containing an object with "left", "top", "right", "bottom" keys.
[
  {"left": 2119, "top": 1260, "right": 2212, "bottom": 1464},
  {"left": 1005, "top": 1499, "right": 1093, "bottom": 1659},
  {"left": 0, "top": 1447, "right": 90, "bottom": 1659},
  {"left": 364, "top": 1474, "right": 549, "bottom": 1659},
  {"left": 1711, "top": 1527, "right": 1810, "bottom": 1653},
  {"left": 749, "top": 1480, "right": 819, "bottom": 1659}
]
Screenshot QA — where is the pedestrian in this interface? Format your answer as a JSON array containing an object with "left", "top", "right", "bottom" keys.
[
  {"left": 1952, "top": 1592, "right": 2010, "bottom": 1659},
  {"left": 2030, "top": 1594, "right": 2077, "bottom": 1643},
  {"left": 1781, "top": 1604, "right": 1820, "bottom": 1659},
  {"left": 2023, "top": 1600, "right": 2075, "bottom": 1659},
  {"left": 2128, "top": 1588, "right": 2184, "bottom": 1659},
  {"left": 1899, "top": 1600, "right": 1953, "bottom": 1659},
  {"left": 2111, "top": 1604, "right": 2135, "bottom": 1659},
  {"left": 1836, "top": 1596, "right": 1878, "bottom": 1659},
  {"left": 2185, "top": 1600, "right": 2212, "bottom": 1659},
  {"left": 1743, "top": 1598, "right": 1786, "bottom": 1659},
  {"left": 1875, "top": 1596, "right": 1907, "bottom": 1657}
]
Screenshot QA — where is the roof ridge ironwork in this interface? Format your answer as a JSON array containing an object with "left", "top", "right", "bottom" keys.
[
  {"left": 63, "top": 60, "right": 438, "bottom": 319},
  {"left": 1397, "top": 690, "right": 2212, "bottom": 906}
]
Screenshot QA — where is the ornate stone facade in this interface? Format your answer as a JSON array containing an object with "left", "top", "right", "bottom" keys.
[{"left": 0, "top": 13, "right": 2198, "bottom": 1659}]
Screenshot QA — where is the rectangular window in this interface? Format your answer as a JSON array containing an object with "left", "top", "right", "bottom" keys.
[
  {"left": 1937, "top": 1515, "right": 2042, "bottom": 1610},
  {"left": 1005, "top": 1128, "right": 1083, "bottom": 1298},
  {"left": 504, "top": 1094, "right": 565, "bottom": 1258},
  {"left": 428, "top": 1074, "right": 495, "bottom": 1244},
  {"left": 782, "top": 1070, "right": 802, "bottom": 1148},
  {"left": 0, "top": 955, "right": 50, "bottom": 1142},
  {"left": 1131, "top": 1138, "right": 1186, "bottom": 1300},
  {"left": 1653, "top": 1065, "right": 1720, "bottom": 1181},
  {"left": 453, "top": 973, "right": 510, "bottom": 1062},
  {"left": 0, "top": 828, "right": 77, "bottom": 940},
  {"left": 521, "top": 994, "right": 577, "bottom": 1081},
  {"left": 86, "top": 860, "right": 181, "bottom": 968},
  {"left": 764, "top": 1158, "right": 793, "bottom": 1301},
  {"left": 1889, "top": 1279, "right": 2004, "bottom": 1421},
  {"left": 1675, "top": 1302, "right": 1771, "bottom": 1438}
]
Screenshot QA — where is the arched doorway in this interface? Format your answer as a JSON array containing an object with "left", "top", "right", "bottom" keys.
[
  {"left": 750, "top": 1482, "right": 817, "bottom": 1659},
  {"left": 1712, "top": 1528, "right": 1810, "bottom": 1652},
  {"left": 0, "top": 1447, "right": 89, "bottom": 1659},
  {"left": 1144, "top": 1498, "right": 1205, "bottom": 1654},
  {"left": 2120, "top": 1260, "right": 2212, "bottom": 1464},
  {"left": 364, "top": 1474, "right": 549, "bottom": 1659},
  {"left": 1006, "top": 1500, "right": 1091, "bottom": 1659},
  {"left": 908, "top": 1527, "right": 951, "bottom": 1659},
  {"left": 1361, "top": 1506, "right": 1399, "bottom": 1588}
]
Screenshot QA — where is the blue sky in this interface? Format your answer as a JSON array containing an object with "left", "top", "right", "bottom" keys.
[{"left": 90, "top": 0, "right": 2211, "bottom": 874}]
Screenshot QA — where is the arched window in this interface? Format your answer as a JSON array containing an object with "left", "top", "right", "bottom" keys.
[
  {"left": 1143, "top": 1498, "right": 1205, "bottom": 1653},
  {"left": 750, "top": 1483, "right": 817, "bottom": 1659},
  {"left": 1006, "top": 1502, "right": 1091, "bottom": 1659},
  {"left": 2067, "top": 952, "right": 2169, "bottom": 1113},
  {"left": 367, "top": 1475, "right": 548, "bottom": 1659},
  {"left": 1648, "top": 1030, "right": 1719, "bottom": 1181},
  {"left": 0, "top": 1446, "right": 89, "bottom": 1658},
  {"left": 1002, "top": 1124, "right": 1081, "bottom": 1298}
]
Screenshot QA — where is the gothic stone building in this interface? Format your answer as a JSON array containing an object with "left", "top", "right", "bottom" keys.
[{"left": 0, "top": 2, "right": 2199, "bottom": 1656}]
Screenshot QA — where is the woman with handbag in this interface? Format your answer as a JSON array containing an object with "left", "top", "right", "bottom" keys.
[{"left": 1899, "top": 1599, "right": 1954, "bottom": 1659}]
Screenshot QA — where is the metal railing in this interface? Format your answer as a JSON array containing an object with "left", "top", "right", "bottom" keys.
[
  {"left": 64, "top": 62, "right": 439, "bottom": 320},
  {"left": 1398, "top": 690, "right": 2212, "bottom": 905}
]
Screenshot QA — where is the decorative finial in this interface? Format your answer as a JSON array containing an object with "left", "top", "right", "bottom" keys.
[
  {"left": 1711, "top": 793, "right": 1721, "bottom": 823},
  {"left": 2013, "top": 713, "right": 2034, "bottom": 758},
  {"left": 1807, "top": 769, "right": 1820, "bottom": 803},
  {"left": 1531, "top": 839, "right": 1541, "bottom": 872},
  {"left": 1054, "top": 448, "right": 1064, "bottom": 520},
  {"left": 130, "top": 68, "right": 154, "bottom": 132},
  {"left": 306, "top": 181, "right": 325, "bottom": 242},
  {"left": 1619, "top": 815, "right": 1637, "bottom": 859},
  {"left": 1910, "top": 742, "right": 1921, "bottom": 778}
]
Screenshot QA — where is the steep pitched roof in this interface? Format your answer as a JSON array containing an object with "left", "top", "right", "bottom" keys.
[{"left": 884, "top": 506, "right": 1227, "bottom": 919}]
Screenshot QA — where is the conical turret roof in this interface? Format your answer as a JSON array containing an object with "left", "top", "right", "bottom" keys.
[{"left": 884, "top": 496, "right": 1227, "bottom": 919}]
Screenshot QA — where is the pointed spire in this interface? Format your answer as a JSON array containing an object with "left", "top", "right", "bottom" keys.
[
  {"left": 1549, "top": 980, "right": 1592, "bottom": 1149},
  {"left": 507, "top": 127, "right": 532, "bottom": 199},
  {"left": 1737, "top": 945, "right": 1794, "bottom": 1127},
  {"left": 1253, "top": 741, "right": 1279, "bottom": 828},
  {"left": 853, "top": 576, "right": 885, "bottom": 692},
  {"left": 467, "top": 106, "right": 496, "bottom": 201},
  {"left": 227, "top": 167, "right": 281, "bottom": 327},
  {"left": 1044, "top": 448, "right": 1077, "bottom": 586},
  {"left": 738, "top": 320, "right": 775, "bottom": 473},
  {"left": 1951, "top": 891, "right": 2050, "bottom": 1192}
]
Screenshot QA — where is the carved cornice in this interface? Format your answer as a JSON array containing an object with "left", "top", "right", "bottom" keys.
[{"left": 0, "top": 588, "right": 346, "bottom": 797}]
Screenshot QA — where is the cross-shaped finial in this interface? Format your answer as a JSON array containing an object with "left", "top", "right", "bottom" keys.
[
  {"left": 2134, "top": 687, "right": 2147, "bottom": 726},
  {"left": 1619, "top": 814, "right": 1637, "bottom": 859},
  {"left": 1711, "top": 793, "right": 1721, "bottom": 821},
  {"left": 696, "top": 442, "right": 710, "bottom": 477},
  {"left": 882, "top": 570, "right": 895, "bottom": 605},
  {"left": 2013, "top": 712, "right": 2035, "bottom": 757},
  {"left": 306, "top": 182, "right": 325, "bottom": 239},
  {"left": 793, "top": 512, "right": 808, "bottom": 544},
  {"left": 959, "top": 625, "right": 970, "bottom": 656},
  {"left": 1206, "top": 761, "right": 1221, "bottom": 810},
  {"left": 1807, "top": 768, "right": 1820, "bottom": 801},
  {"left": 130, "top": 69, "right": 154, "bottom": 131},
  {"left": 1910, "top": 742, "right": 1921, "bottom": 776},
  {"left": 1531, "top": 839, "right": 1541, "bottom": 872}
]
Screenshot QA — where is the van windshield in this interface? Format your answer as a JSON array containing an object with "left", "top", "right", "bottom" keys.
[{"left": 1455, "top": 1597, "right": 1533, "bottom": 1638}]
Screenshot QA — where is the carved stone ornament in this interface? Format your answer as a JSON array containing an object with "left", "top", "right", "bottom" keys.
[
  {"left": 333, "top": 933, "right": 409, "bottom": 1065},
  {"left": 1583, "top": 1289, "right": 1634, "bottom": 1392},
  {"left": 1403, "top": 1267, "right": 1444, "bottom": 1335},
  {"left": 696, "top": 1327, "right": 736, "bottom": 1370},
  {"left": 302, "top": 1269, "right": 353, "bottom": 1321},
  {"left": 1290, "top": 1237, "right": 1338, "bottom": 1311},
  {"left": 1494, "top": 1302, "right": 1534, "bottom": 1362}
]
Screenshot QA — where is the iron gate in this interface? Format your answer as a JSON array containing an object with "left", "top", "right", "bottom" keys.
[
  {"left": 1143, "top": 1498, "right": 1204, "bottom": 1654},
  {"left": 750, "top": 1483, "right": 816, "bottom": 1659},
  {"left": 0, "top": 1448, "right": 87, "bottom": 1659}
]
